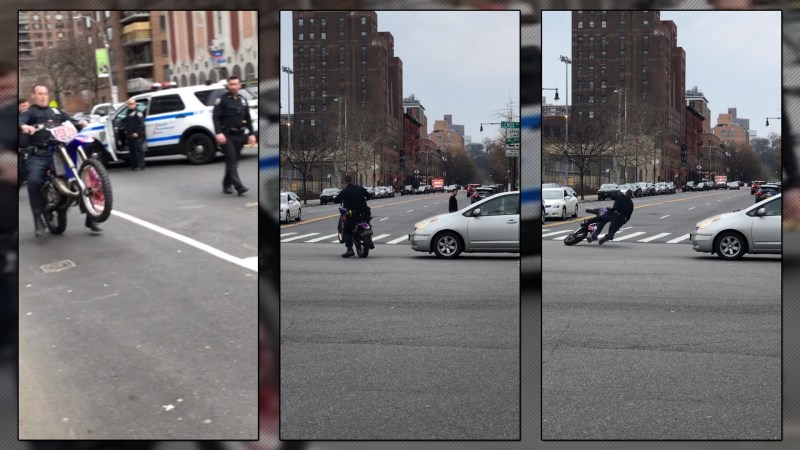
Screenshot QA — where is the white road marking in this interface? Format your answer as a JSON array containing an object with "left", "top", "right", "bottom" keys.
[
  {"left": 240, "top": 257, "right": 258, "bottom": 272},
  {"left": 280, "top": 232, "right": 297, "bottom": 237},
  {"left": 111, "top": 211, "right": 257, "bottom": 272},
  {"left": 611, "top": 231, "right": 647, "bottom": 241},
  {"left": 281, "top": 233, "right": 320, "bottom": 242},
  {"left": 706, "top": 203, "right": 711, "bottom": 205},
  {"left": 620, "top": 227, "right": 633, "bottom": 231},
  {"left": 380, "top": 217, "right": 389, "bottom": 222},
  {"left": 542, "top": 229, "right": 574, "bottom": 237},
  {"left": 387, "top": 236, "right": 409, "bottom": 244},
  {"left": 638, "top": 232, "right": 671, "bottom": 242},
  {"left": 371, "top": 234, "right": 391, "bottom": 242},
  {"left": 552, "top": 235, "right": 568, "bottom": 240},
  {"left": 407, "top": 210, "right": 414, "bottom": 213},
  {"left": 660, "top": 215, "right": 670, "bottom": 219},
  {"left": 424, "top": 205, "right": 429, "bottom": 207},
  {"left": 667, "top": 234, "right": 691, "bottom": 243},
  {"left": 305, "top": 233, "right": 339, "bottom": 242},
  {"left": 689, "top": 207, "right": 696, "bottom": 210}
]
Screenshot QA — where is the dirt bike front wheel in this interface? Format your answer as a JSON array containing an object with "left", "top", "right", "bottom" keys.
[
  {"left": 79, "top": 158, "right": 113, "bottom": 223},
  {"left": 563, "top": 231, "right": 586, "bottom": 246}
]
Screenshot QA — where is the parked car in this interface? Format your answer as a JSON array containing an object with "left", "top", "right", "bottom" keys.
[
  {"left": 654, "top": 182, "right": 669, "bottom": 195},
  {"left": 634, "top": 182, "right": 650, "bottom": 196},
  {"left": 416, "top": 185, "right": 432, "bottom": 194},
  {"left": 751, "top": 180, "right": 766, "bottom": 195},
  {"left": 471, "top": 187, "right": 495, "bottom": 203},
  {"left": 683, "top": 181, "right": 696, "bottom": 192},
  {"left": 385, "top": 186, "right": 396, "bottom": 197},
  {"left": 597, "top": 183, "right": 619, "bottom": 201},
  {"left": 542, "top": 188, "right": 578, "bottom": 220},
  {"left": 375, "top": 186, "right": 388, "bottom": 198},
  {"left": 282, "top": 191, "right": 300, "bottom": 203},
  {"left": 409, "top": 191, "right": 520, "bottom": 258},
  {"left": 280, "top": 193, "right": 301, "bottom": 223},
  {"left": 690, "top": 193, "right": 781, "bottom": 259},
  {"left": 319, "top": 188, "right": 340, "bottom": 205},
  {"left": 666, "top": 182, "right": 676, "bottom": 193},
  {"left": 755, "top": 184, "right": 781, "bottom": 203},
  {"left": 466, "top": 183, "right": 481, "bottom": 196},
  {"left": 401, "top": 185, "right": 415, "bottom": 195},
  {"left": 727, "top": 181, "right": 741, "bottom": 190},
  {"left": 618, "top": 183, "right": 634, "bottom": 197},
  {"left": 542, "top": 183, "right": 562, "bottom": 189}
]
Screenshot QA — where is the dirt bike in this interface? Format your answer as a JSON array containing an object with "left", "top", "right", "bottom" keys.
[
  {"left": 34, "top": 120, "right": 115, "bottom": 234},
  {"left": 563, "top": 207, "right": 608, "bottom": 246},
  {"left": 337, "top": 207, "right": 374, "bottom": 257}
]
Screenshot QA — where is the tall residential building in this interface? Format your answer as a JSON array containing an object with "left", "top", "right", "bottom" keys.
[
  {"left": 121, "top": 11, "right": 170, "bottom": 96},
  {"left": 727, "top": 107, "right": 750, "bottom": 131},
  {"left": 291, "top": 11, "right": 404, "bottom": 187},
  {"left": 571, "top": 10, "right": 686, "bottom": 182},
  {"left": 403, "top": 94, "right": 428, "bottom": 138},
  {"left": 444, "top": 114, "right": 465, "bottom": 137},
  {"left": 686, "top": 86, "right": 710, "bottom": 133},
  {"left": 713, "top": 112, "right": 749, "bottom": 148},
  {"left": 165, "top": 11, "right": 258, "bottom": 89},
  {"left": 431, "top": 118, "right": 465, "bottom": 155}
]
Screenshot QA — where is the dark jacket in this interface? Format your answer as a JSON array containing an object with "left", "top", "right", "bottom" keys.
[
  {"left": 212, "top": 91, "right": 253, "bottom": 135},
  {"left": 18, "top": 104, "right": 75, "bottom": 148},
  {"left": 333, "top": 183, "right": 369, "bottom": 213},
  {"left": 120, "top": 107, "right": 146, "bottom": 139},
  {"left": 449, "top": 194, "right": 458, "bottom": 212},
  {"left": 610, "top": 194, "right": 634, "bottom": 222}
]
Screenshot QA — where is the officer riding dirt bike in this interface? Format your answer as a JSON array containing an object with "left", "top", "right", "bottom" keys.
[{"left": 333, "top": 175, "right": 374, "bottom": 258}]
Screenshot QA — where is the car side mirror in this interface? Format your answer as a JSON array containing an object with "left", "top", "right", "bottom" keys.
[
  {"left": 472, "top": 208, "right": 481, "bottom": 217},
  {"left": 756, "top": 207, "right": 767, "bottom": 217}
]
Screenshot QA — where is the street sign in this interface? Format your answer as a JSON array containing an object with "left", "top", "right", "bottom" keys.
[
  {"left": 506, "top": 145, "right": 519, "bottom": 157},
  {"left": 506, "top": 128, "right": 520, "bottom": 145},
  {"left": 501, "top": 121, "right": 520, "bottom": 129}
]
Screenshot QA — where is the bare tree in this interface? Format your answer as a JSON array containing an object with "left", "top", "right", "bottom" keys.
[
  {"left": 281, "top": 125, "right": 336, "bottom": 205},
  {"left": 28, "top": 44, "right": 76, "bottom": 107}
]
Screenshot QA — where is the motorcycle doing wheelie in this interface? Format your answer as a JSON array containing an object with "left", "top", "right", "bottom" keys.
[
  {"left": 337, "top": 207, "right": 375, "bottom": 257},
  {"left": 34, "top": 120, "right": 115, "bottom": 234},
  {"left": 563, "top": 207, "right": 608, "bottom": 246}
]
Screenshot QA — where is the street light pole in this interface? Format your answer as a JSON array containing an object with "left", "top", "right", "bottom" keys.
[
  {"left": 560, "top": 56, "right": 571, "bottom": 183},
  {"left": 281, "top": 66, "right": 293, "bottom": 191},
  {"left": 73, "top": 14, "right": 118, "bottom": 104}
]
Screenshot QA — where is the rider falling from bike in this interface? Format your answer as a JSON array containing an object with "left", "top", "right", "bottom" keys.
[
  {"left": 19, "top": 83, "right": 95, "bottom": 237},
  {"left": 332, "top": 174, "right": 370, "bottom": 258},
  {"left": 584, "top": 190, "right": 634, "bottom": 245}
]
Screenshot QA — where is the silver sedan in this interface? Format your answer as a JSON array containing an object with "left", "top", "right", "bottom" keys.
[
  {"left": 409, "top": 191, "right": 520, "bottom": 258},
  {"left": 690, "top": 193, "right": 781, "bottom": 259}
]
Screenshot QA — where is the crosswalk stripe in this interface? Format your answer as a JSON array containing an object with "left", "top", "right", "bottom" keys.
[
  {"left": 387, "top": 235, "right": 409, "bottom": 244},
  {"left": 281, "top": 233, "right": 320, "bottom": 242},
  {"left": 372, "top": 234, "right": 391, "bottom": 242},
  {"left": 552, "top": 235, "right": 569, "bottom": 240},
  {"left": 667, "top": 234, "right": 691, "bottom": 243},
  {"left": 638, "top": 232, "right": 671, "bottom": 242},
  {"left": 305, "top": 233, "right": 338, "bottom": 242},
  {"left": 542, "top": 229, "right": 574, "bottom": 237},
  {"left": 610, "top": 231, "right": 647, "bottom": 241},
  {"left": 280, "top": 232, "right": 297, "bottom": 237}
]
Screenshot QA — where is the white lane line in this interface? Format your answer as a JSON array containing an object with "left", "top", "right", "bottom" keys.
[
  {"left": 424, "top": 205, "right": 429, "bottom": 207},
  {"left": 689, "top": 207, "right": 696, "bottom": 210},
  {"left": 330, "top": 239, "right": 340, "bottom": 243},
  {"left": 718, "top": 199, "right": 722, "bottom": 202},
  {"left": 387, "top": 235, "right": 409, "bottom": 245},
  {"left": 240, "top": 257, "right": 258, "bottom": 272},
  {"left": 660, "top": 215, "right": 670, "bottom": 219},
  {"left": 281, "top": 233, "right": 320, "bottom": 242},
  {"left": 542, "top": 229, "right": 574, "bottom": 237},
  {"left": 667, "top": 234, "right": 691, "bottom": 243},
  {"left": 305, "top": 233, "right": 339, "bottom": 243},
  {"left": 280, "top": 232, "right": 297, "bottom": 237},
  {"left": 620, "top": 227, "right": 633, "bottom": 231},
  {"left": 611, "top": 231, "right": 647, "bottom": 241},
  {"left": 706, "top": 203, "right": 711, "bottom": 205},
  {"left": 407, "top": 210, "right": 414, "bottom": 213},
  {"left": 111, "top": 210, "right": 256, "bottom": 272},
  {"left": 638, "top": 232, "right": 671, "bottom": 242},
  {"left": 371, "top": 234, "right": 391, "bottom": 242},
  {"left": 552, "top": 235, "right": 568, "bottom": 240},
  {"left": 380, "top": 217, "right": 389, "bottom": 222}
]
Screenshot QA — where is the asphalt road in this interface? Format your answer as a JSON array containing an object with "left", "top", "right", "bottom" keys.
[
  {"left": 280, "top": 243, "right": 520, "bottom": 440},
  {"left": 280, "top": 191, "right": 470, "bottom": 247},
  {"left": 542, "top": 189, "right": 781, "bottom": 439},
  {"left": 18, "top": 152, "right": 259, "bottom": 440}
]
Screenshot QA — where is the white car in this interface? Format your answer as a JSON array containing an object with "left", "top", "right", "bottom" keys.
[
  {"left": 78, "top": 81, "right": 258, "bottom": 165},
  {"left": 542, "top": 188, "right": 578, "bottom": 220},
  {"left": 690, "top": 193, "right": 781, "bottom": 259},
  {"left": 409, "top": 191, "right": 520, "bottom": 258},
  {"left": 280, "top": 193, "right": 301, "bottom": 223}
]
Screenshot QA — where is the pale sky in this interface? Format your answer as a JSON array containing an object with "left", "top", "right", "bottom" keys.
[
  {"left": 542, "top": 10, "right": 782, "bottom": 140},
  {"left": 280, "top": 10, "right": 520, "bottom": 145}
]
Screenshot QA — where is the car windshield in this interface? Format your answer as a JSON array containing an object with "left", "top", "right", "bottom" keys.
[
  {"left": 600, "top": 184, "right": 616, "bottom": 189},
  {"left": 543, "top": 191, "right": 563, "bottom": 200},
  {"left": 322, "top": 189, "right": 337, "bottom": 194}
]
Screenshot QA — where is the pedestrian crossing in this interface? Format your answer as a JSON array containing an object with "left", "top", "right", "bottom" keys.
[
  {"left": 280, "top": 231, "right": 411, "bottom": 245},
  {"left": 541, "top": 228, "right": 692, "bottom": 244}
]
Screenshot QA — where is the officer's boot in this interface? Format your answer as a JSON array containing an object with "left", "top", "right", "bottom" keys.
[
  {"left": 32, "top": 211, "right": 45, "bottom": 238},
  {"left": 85, "top": 215, "right": 102, "bottom": 233}
]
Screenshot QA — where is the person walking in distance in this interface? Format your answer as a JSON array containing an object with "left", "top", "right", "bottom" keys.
[
  {"left": 213, "top": 76, "right": 256, "bottom": 195},
  {"left": 121, "top": 99, "right": 146, "bottom": 171},
  {"left": 449, "top": 188, "right": 459, "bottom": 212}
]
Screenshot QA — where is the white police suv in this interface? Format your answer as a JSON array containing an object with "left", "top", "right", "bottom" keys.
[{"left": 78, "top": 81, "right": 258, "bottom": 165}]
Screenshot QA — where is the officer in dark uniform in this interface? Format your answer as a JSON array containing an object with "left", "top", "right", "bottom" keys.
[
  {"left": 18, "top": 99, "right": 30, "bottom": 189},
  {"left": 332, "top": 175, "right": 371, "bottom": 258},
  {"left": 213, "top": 75, "right": 255, "bottom": 195},
  {"left": 19, "top": 83, "right": 95, "bottom": 237},
  {"left": 121, "top": 98, "right": 146, "bottom": 171}
]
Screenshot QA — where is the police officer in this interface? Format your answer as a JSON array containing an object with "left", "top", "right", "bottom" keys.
[
  {"left": 121, "top": 98, "right": 146, "bottom": 171},
  {"left": 18, "top": 99, "right": 30, "bottom": 190},
  {"left": 213, "top": 75, "right": 255, "bottom": 195},
  {"left": 19, "top": 83, "right": 94, "bottom": 237},
  {"left": 332, "top": 175, "right": 371, "bottom": 258}
]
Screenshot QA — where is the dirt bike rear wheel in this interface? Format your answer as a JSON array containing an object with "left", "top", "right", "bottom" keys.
[
  {"left": 563, "top": 231, "right": 586, "bottom": 246},
  {"left": 355, "top": 240, "right": 369, "bottom": 258},
  {"left": 41, "top": 183, "right": 67, "bottom": 234},
  {"left": 79, "top": 158, "right": 113, "bottom": 223}
]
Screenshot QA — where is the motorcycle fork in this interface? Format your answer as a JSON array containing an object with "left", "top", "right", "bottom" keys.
[{"left": 57, "top": 144, "right": 88, "bottom": 194}]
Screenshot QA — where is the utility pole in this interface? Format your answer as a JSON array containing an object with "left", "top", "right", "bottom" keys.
[{"left": 281, "top": 66, "right": 293, "bottom": 191}]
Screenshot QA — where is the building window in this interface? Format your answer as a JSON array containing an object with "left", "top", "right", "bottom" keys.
[
  {"left": 298, "top": 18, "right": 304, "bottom": 27},
  {"left": 321, "top": 75, "right": 326, "bottom": 84},
  {"left": 578, "top": 50, "right": 583, "bottom": 59},
  {"left": 298, "top": 33, "right": 304, "bottom": 41},
  {"left": 321, "top": 18, "right": 326, "bottom": 26},
  {"left": 298, "top": 75, "right": 304, "bottom": 85},
  {"left": 161, "top": 40, "right": 168, "bottom": 56},
  {"left": 310, "top": 104, "right": 315, "bottom": 112},
  {"left": 601, "top": 96, "right": 607, "bottom": 104},
  {"left": 620, "top": 50, "right": 625, "bottom": 58},
  {"left": 339, "top": 17, "right": 344, "bottom": 30},
  {"left": 361, "top": 31, "right": 366, "bottom": 37},
  {"left": 310, "top": 62, "right": 315, "bottom": 70},
  {"left": 601, "top": 20, "right": 607, "bottom": 28},
  {"left": 578, "top": 111, "right": 584, "bottom": 118},
  {"left": 589, "top": 36, "right": 594, "bottom": 46},
  {"left": 310, "top": 119, "right": 315, "bottom": 127},
  {"left": 361, "top": 17, "right": 366, "bottom": 24},
  {"left": 644, "top": 19, "right": 649, "bottom": 26},
  {"left": 578, "top": 21, "right": 583, "bottom": 29},
  {"left": 310, "top": 18, "right": 314, "bottom": 27},
  {"left": 589, "top": 111, "right": 594, "bottom": 119},
  {"left": 160, "top": 15, "right": 166, "bottom": 31},
  {"left": 309, "top": 32, "right": 314, "bottom": 40},
  {"left": 339, "top": 31, "right": 344, "bottom": 40},
  {"left": 321, "top": 59, "right": 326, "bottom": 67},
  {"left": 589, "top": 81, "right": 594, "bottom": 90},
  {"left": 589, "top": 96, "right": 595, "bottom": 103},
  {"left": 589, "top": 51, "right": 594, "bottom": 60},
  {"left": 589, "top": 20, "right": 594, "bottom": 28},
  {"left": 321, "top": 32, "right": 326, "bottom": 40},
  {"left": 578, "top": 36, "right": 583, "bottom": 46}
]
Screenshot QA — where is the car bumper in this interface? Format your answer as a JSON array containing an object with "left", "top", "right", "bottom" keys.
[
  {"left": 690, "top": 231, "right": 714, "bottom": 252},
  {"left": 409, "top": 231, "right": 432, "bottom": 252},
  {"left": 544, "top": 206, "right": 564, "bottom": 218}
]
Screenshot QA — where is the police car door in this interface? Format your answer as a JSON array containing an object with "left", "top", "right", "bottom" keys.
[
  {"left": 109, "top": 99, "right": 148, "bottom": 157},
  {"left": 145, "top": 93, "right": 187, "bottom": 152}
]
